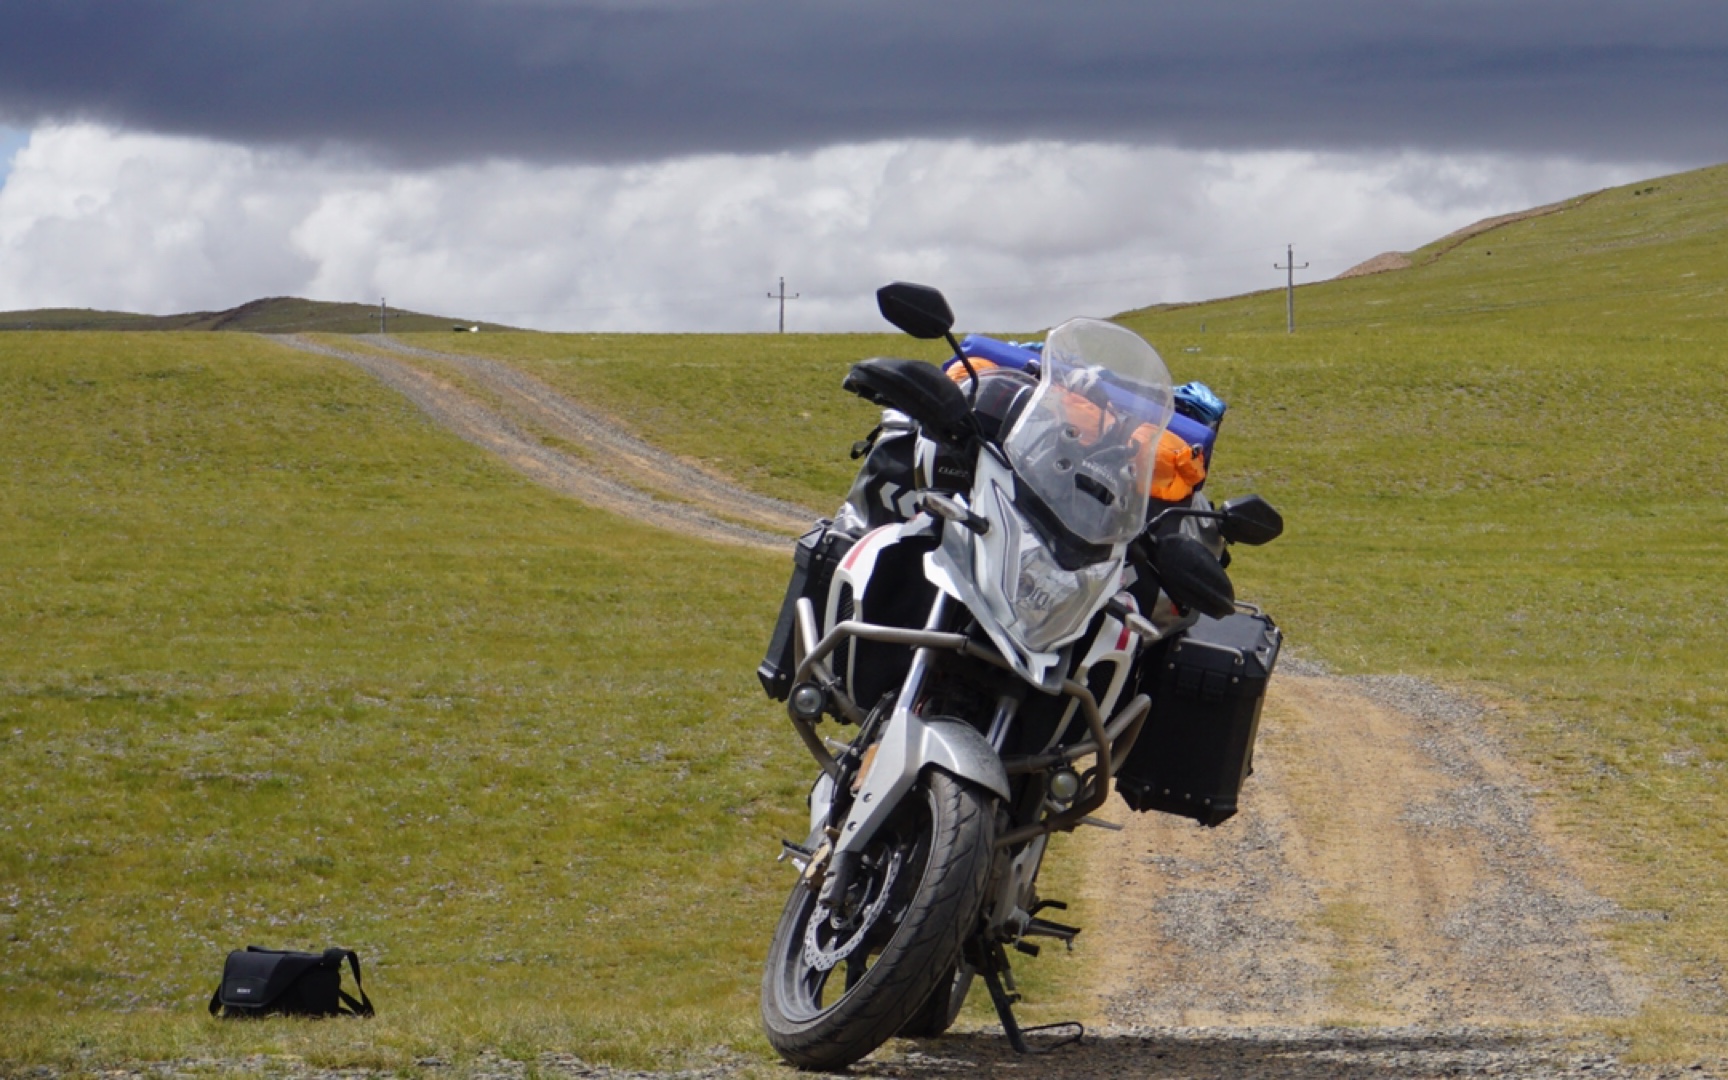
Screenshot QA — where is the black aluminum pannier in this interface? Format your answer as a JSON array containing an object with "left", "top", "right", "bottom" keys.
[
  {"left": 1115, "top": 610, "right": 1281, "bottom": 826},
  {"left": 758, "top": 521, "right": 855, "bottom": 701}
]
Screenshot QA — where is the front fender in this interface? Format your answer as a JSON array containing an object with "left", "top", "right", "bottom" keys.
[{"left": 833, "top": 710, "right": 1008, "bottom": 856}]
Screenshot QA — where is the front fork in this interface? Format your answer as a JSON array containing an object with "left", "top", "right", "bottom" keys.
[
  {"left": 823, "top": 594, "right": 1010, "bottom": 863},
  {"left": 790, "top": 593, "right": 1091, "bottom": 1053}
]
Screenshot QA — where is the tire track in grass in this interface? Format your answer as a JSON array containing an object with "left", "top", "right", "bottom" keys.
[
  {"left": 276, "top": 335, "right": 800, "bottom": 552},
  {"left": 370, "top": 335, "right": 816, "bottom": 535}
]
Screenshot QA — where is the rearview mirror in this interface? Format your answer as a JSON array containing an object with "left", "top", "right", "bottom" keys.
[
  {"left": 877, "top": 282, "right": 955, "bottom": 340},
  {"left": 1218, "top": 495, "right": 1283, "bottom": 546}
]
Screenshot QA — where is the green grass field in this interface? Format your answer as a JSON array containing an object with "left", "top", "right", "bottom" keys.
[
  {"left": 0, "top": 333, "right": 805, "bottom": 1072},
  {"left": 3, "top": 161, "right": 1727, "bottom": 1071}
]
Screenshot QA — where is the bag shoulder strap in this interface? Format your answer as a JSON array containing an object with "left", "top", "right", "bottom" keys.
[{"left": 323, "top": 947, "right": 374, "bottom": 1017}]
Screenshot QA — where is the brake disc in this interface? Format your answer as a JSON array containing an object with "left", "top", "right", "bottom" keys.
[{"left": 802, "top": 848, "right": 904, "bottom": 973}]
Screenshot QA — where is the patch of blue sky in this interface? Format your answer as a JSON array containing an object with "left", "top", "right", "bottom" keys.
[{"left": 0, "top": 126, "right": 30, "bottom": 188}]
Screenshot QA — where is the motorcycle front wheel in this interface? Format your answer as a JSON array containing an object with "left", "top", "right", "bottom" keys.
[{"left": 760, "top": 770, "right": 994, "bottom": 1071}]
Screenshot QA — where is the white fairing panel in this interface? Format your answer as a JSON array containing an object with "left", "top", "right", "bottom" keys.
[
  {"left": 926, "top": 453, "right": 1125, "bottom": 691},
  {"left": 833, "top": 709, "right": 1010, "bottom": 856},
  {"left": 826, "top": 523, "right": 898, "bottom": 692}
]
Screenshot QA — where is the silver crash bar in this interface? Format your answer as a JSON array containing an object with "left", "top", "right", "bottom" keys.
[{"left": 787, "top": 597, "right": 1149, "bottom": 846}]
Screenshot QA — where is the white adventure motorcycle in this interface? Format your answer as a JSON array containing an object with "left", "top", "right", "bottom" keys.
[{"left": 755, "top": 283, "right": 1283, "bottom": 1070}]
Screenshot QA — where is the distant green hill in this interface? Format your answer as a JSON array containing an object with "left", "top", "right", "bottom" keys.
[
  {"left": 0, "top": 295, "right": 516, "bottom": 333},
  {"left": 1114, "top": 161, "right": 1727, "bottom": 333}
]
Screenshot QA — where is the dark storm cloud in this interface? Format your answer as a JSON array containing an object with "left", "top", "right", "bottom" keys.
[{"left": 0, "top": 0, "right": 1724, "bottom": 166}]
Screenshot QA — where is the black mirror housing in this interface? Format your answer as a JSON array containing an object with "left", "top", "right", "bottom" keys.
[
  {"left": 877, "top": 282, "right": 955, "bottom": 340},
  {"left": 1218, "top": 495, "right": 1283, "bottom": 546}
]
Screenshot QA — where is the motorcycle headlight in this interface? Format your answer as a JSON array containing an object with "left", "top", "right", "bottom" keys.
[{"left": 987, "top": 486, "right": 1117, "bottom": 655}]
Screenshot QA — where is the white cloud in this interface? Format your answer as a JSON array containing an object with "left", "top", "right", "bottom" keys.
[
  {"left": 0, "top": 126, "right": 325, "bottom": 314},
  {"left": 0, "top": 124, "right": 1671, "bottom": 331}
]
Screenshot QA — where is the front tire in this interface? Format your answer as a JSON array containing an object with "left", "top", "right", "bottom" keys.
[{"left": 760, "top": 770, "right": 994, "bottom": 1070}]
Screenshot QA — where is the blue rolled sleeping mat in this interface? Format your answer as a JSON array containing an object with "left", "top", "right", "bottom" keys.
[{"left": 944, "top": 334, "right": 1226, "bottom": 468}]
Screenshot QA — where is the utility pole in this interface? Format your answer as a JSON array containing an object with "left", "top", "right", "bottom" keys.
[
  {"left": 1274, "top": 244, "right": 1308, "bottom": 334},
  {"left": 767, "top": 277, "right": 799, "bottom": 333}
]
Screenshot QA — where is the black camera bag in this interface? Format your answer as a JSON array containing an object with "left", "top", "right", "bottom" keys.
[{"left": 208, "top": 946, "right": 374, "bottom": 1018}]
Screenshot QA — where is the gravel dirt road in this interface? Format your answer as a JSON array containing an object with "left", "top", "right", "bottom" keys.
[
  {"left": 824, "top": 660, "right": 1701, "bottom": 1079},
  {"left": 231, "top": 336, "right": 1714, "bottom": 1079},
  {"left": 1084, "top": 662, "right": 1642, "bottom": 1029}
]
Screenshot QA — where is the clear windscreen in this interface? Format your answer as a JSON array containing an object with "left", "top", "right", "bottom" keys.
[{"left": 1003, "top": 318, "right": 1174, "bottom": 547}]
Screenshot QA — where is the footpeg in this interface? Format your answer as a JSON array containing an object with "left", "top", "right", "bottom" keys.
[
  {"left": 1023, "top": 900, "right": 1082, "bottom": 950},
  {"left": 1024, "top": 916, "right": 1082, "bottom": 946}
]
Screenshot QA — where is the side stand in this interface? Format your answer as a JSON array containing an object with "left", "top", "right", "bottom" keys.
[{"left": 977, "top": 943, "right": 1084, "bottom": 1055}]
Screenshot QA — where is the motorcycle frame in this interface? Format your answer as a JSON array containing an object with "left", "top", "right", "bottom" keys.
[{"left": 787, "top": 585, "right": 1151, "bottom": 858}]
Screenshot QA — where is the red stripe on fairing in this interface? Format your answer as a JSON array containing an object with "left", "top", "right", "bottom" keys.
[{"left": 842, "top": 526, "right": 891, "bottom": 572}]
